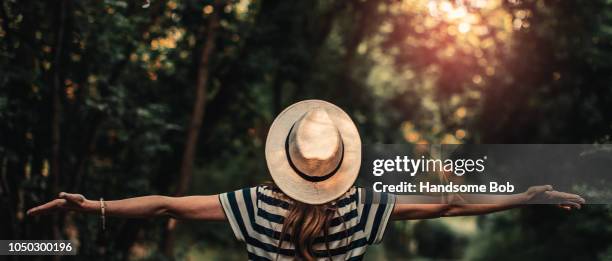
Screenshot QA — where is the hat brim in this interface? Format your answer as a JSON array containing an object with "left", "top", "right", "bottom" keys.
[{"left": 265, "top": 100, "right": 361, "bottom": 205}]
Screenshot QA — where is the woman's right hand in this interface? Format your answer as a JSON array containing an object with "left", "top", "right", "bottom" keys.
[
  {"left": 524, "top": 185, "right": 585, "bottom": 210},
  {"left": 27, "top": 192, "right": 95, "bottom": 216}
]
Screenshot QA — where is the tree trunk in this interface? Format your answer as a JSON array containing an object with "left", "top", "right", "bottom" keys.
[
  {"left": 162, "top": 2, "right": 221, "bottom": 258},
  {"left": 51, "top": 0, "right": 68, "bottom": 247}
]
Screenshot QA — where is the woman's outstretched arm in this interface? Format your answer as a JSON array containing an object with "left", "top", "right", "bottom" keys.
[
  {"left": 27, "top": 192, "right": 226, "bottom": 221},
  {"left": 391, "top": 185, "right": 585, "bottom": 220}
]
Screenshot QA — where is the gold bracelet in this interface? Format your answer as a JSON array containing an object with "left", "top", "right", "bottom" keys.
[{"left": 100, "top": 197, "right": 106, "bottom": 231}]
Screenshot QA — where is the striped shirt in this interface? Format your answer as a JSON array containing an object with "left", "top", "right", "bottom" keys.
[{"left": 219, "top": 186, "right": 396, "bottom": 260}]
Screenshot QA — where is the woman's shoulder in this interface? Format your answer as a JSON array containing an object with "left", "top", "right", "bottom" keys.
[
  {"left": 254, "top": 184, "right": 292, "bottom": 209},
  {"left": 354, "top": 186, "right": 396, "bottom": 205},
  {"left": 254, "top": 184, "right": 360, "bottom": 206},
  {"left": 256, "top": 184, "right": 285, "bottom": 198}
]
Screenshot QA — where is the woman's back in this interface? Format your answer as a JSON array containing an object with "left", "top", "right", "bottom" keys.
[{"left": 219, "top": 185, "right": 396, "bottom": 260}]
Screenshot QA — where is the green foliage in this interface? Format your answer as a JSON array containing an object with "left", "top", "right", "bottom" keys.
[
  {"left": 413, "top": 219, "right": 468, "bottom": 259},
  {"left": 465, "top": 206, "right": 612, "bottom": 261}
]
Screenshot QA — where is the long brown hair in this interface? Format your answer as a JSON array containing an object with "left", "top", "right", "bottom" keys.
[{"left": 266, "top": 183, "right": 347, "bottom": 261}]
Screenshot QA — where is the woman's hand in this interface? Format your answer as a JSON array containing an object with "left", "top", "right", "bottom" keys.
[
  {"left": 524, "top": 185, "right": 586, "bottom": 210},
  {"left": 27, "top": 192, "right": 95, "bottom": 216}
]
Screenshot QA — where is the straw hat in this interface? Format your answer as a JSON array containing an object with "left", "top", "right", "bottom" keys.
[{"left": 265, "top": 100, "right": 361, "bottom": 204}]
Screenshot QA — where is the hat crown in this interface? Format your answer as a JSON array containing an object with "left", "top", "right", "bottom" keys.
[{"left": 288, "top": 108, "right": 343, "bottom": 178}]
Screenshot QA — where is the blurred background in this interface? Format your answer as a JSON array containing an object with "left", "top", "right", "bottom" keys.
[{"left": 1, "top": 0, "right": 612, "bottom": 260}]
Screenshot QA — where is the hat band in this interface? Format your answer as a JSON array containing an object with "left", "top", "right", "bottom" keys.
[{"left": 284, "top": 124, "right": 344, "bottom": 182}]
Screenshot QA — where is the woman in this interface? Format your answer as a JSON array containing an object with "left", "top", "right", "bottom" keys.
[{"left": 28, "top": 100, "right": 585, "bottom": 260}]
